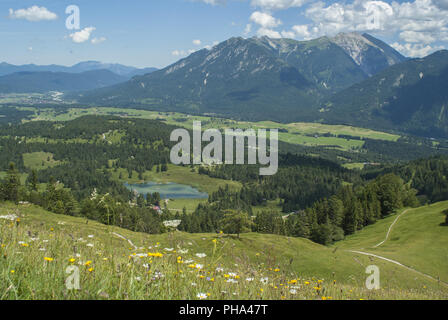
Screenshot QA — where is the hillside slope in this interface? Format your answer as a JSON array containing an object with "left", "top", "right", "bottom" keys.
[
  {"left": 324, "top": 50, "right": 448, "bottom": 138},
  {"left": 1, "top": 201, "right": 447, "bottom": 299},
  {"left": 336, "top": 201, "right": 448, "bottom": 283},
  {"left": 0, "top": 70, "right": 128, "bottom": 93}
]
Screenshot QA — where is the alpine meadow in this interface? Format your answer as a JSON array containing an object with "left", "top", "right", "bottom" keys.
[{"left": 1, "top": 0, "right": 448, "bottom": 308}]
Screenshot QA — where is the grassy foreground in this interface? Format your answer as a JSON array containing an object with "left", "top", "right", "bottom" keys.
[{"left": 0, "top": 202, "right": 447, "bottom": 300}]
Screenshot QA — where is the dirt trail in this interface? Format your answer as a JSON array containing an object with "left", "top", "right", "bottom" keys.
[
  {"left": 347, "top": 250, "right": 448, "bottom": 287},
  {"left": 112, "top": 232, "right": 138, "bottom": 250},
  {"left": 373, "top": 209, "right": 410, "bottom": 248}
]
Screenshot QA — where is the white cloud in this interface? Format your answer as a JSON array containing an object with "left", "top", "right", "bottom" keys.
[
  {"left": 250, "top": 11, "right": 281, "bottom": 28},
  {"left": 391, "top": 42, "right": 445, "bottom": 57},
  {"left": 280, "top": 30, "right": 295, "bottom": 38},
  {"left": 9, "top": 6, "right": 58, "bottom": 22},
  {"left": 291, "top": 25, "right": 311, "bottom": 39},
  {"left": 433, "top": 0, "right": 448, "bottom": 10},
  {"left": 244, "top": 23, "right": 252, "bottom": 35},
  {"left": 301, "top": 0, "right": 448, "bottom": 41},
  {"left": 193, "top": 39, "right": 202, "bottom": 45},
  {"left": 172, "top": 50, "right": 186, "bottom": 56},
  {"left": 27, "top": 47, "right": 33, "bottom": 52},
  {"left": 257, "top": 27, "right": 281, "bottom": 38},
  {"left": 251, "top": 0, "right": 308, "bottom": 10},
  {"left": 196, "top": 0, "right": 226, "bottom": 5},
  {"left": 91, "top": 37, "right": 106, "bottom": 45},
  {"left": 69, "top": 27, "right": 96, "bottom": 43}
]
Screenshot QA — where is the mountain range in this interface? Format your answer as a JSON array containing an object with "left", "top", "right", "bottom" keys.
[
  {"left": 3, "top": 32, "right": 448, "bottom": 139},
  {"left": 0, "top": 69, "right": 129, "bottom": 93},
  {"left": 76, "top": 33, "right": 406, "bottom": 122},
  {"left": 0, "top": 61, "right": 157, "bottom": 78},
  {"left": 323, "top": 50, "right": 448, "bottom": 138}
]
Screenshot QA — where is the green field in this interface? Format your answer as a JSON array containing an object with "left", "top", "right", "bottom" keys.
[
  {"left": 24, "top": 106, "right": 401, "bottom": 151},
  {"left": 335, "top": 201, "right": 448, "bottom": 284},
  {"left": 22, "top": 152, "right": 62, "bottom": 170},
  {"left": 0, "top": 201, "right": 447, "bottom": 300}
]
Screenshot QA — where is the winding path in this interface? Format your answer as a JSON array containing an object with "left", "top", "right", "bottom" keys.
[
  {"left": 112, "top": 232, "right": 138, "bottom": 250},
  {"left": 373, "top": 209, "right": 410, "bottom": 248},
  {"left": 348, "top": 207, "right": 448, "bottom": 287},
  {"left": 347, "top": 250, "right": 448, "bottom": 287}
]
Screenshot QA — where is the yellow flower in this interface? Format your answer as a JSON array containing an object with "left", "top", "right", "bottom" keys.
[
  {"left": 85, "top": 260, "right": 92, "bottom": 266},
  {"left": 10, "top": 270, "right": 15, "bottom": 274},
  {"left": 44, "top": 257, "right": 54, "bottom": 262},
  {"left": 69, "top": 258, "right": 76, "bottom": 263},
  {"left": 274, "top": 268, "right": 280, "bottom": 272},
  {"left": 212, "top": 239, "right": 217, "bottom": 244},
  {"left": 21, "top": 243, "right": 29, "bottom": 247},
  {"left": 305, "top": 281, "right": 310, "bottom": 285},
  {"left": 88, "top": 267, "right": 94, "bottom": 272},
  {"left": 289, "top": 279, "right": 297, "bottom": 284}
]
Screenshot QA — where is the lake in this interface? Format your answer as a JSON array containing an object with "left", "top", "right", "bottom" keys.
[{"left": 124, "top": 182, "right": 208, "bottom": 199}]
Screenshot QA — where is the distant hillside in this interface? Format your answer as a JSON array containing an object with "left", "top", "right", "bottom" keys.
[
  {"left": 323, "top": 50, "right": 448, "bottom": 138},
  {"left": 0, "top": 69, "right": 128, "bottom": 93},
  {"left": 0, "top": 61, "right": 157, "bottom": 79},
  {"left": 76, "top": 33, "right": 405, "bottom": 122}
]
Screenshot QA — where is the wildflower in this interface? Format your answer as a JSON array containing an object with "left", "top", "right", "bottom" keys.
[
  {"left": 86, "top": 243, "right": 94, "bottom": 247},
  {"left": 212, "top": 239, "right": 217, "bottom": 244},
  {"left": 44, "top": 257, "right": 54, "bottom": 262},
  {"left": 88, "top": 267, "right": 94, "bottom": 272},
  {"left": 69, "top": 258, "right": 76, "bottom": 263},
  {"left": 260, "top": 277, "right": 269, "bottom": 284},
  {"left": 191, "top": 282, "right": 197, "bottom": 286},
  {"left": 289, "top": 279, "right": 297, "bottom": 284},
  {"left": 164, "top": 248, "right": 174, "bottom": 251},
  {"left": 304, "top": 281, "right": 310, "bottom": 285},
  {"left": 195, "top": 264, "right": 203, "bottom": 270},
  {"left": 246, "top": 277, "right": 254, "bottom": 282},
  {"left": 195, "top": 253, "right": 206, "bottom": 258},
  {"left": 197, "top": 293, "right": 207, "bottom": 300},
  {"left": 85, "top": 260, "right": 92, "bottom": 266},
  {"left": 290, "top": 289, "right": 297, "bottom": 295},
  {"left": 215, "top": 267, "right": 224, "bottom": 272},
  {"left": 227, "top": 279, "right": 238, "bottom": 284},
  {"left": 274, "top": 268, "right": 280, "bottom": 272},
  {"left": 10, "top": 270, "right": 15, "bottom": 274},
  {"left": 88, "top": 235, "right": 94, "bottom": 238}
]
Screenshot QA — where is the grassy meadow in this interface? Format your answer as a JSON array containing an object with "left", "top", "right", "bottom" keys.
[
  {"left": 1, "top": 201, "right": 447, "bottom": 300},
  {"left": 23, "top": 106, "right": 400, "bottom": 152}
]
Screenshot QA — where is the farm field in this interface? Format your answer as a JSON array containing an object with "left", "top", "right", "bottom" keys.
[{"left": 23, "top": 106, "right": 401, "bottom": 151}]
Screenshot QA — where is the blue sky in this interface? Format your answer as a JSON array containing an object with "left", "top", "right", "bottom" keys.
[{"left": 1, "top": 0, "right": 448, "bottom": 68}]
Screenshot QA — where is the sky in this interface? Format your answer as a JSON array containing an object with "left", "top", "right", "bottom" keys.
[{"left": 1, "top": 0, "right": 448, "bottom": 69}]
